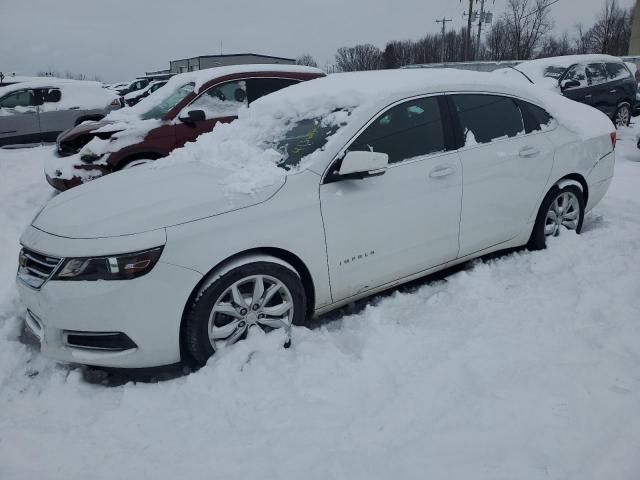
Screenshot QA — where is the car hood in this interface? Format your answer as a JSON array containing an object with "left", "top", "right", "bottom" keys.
[
  {"left": 57, "top": 120, "right": 114, "bottom": 143},
  {"left": 33, "top": 161, "right": 285, "bottom": 239}
]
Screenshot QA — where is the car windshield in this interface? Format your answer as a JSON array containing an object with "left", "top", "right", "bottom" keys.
[
  {"left": 272, "top": 112, "right": 350, "bottom": 170},
  {"left": 139, "top": 83, "right": 194, "bottom": 120}
]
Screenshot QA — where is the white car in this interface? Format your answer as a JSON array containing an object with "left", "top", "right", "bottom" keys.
[{"left": 16, "top": 69, "right": 616, "bottom": 369}]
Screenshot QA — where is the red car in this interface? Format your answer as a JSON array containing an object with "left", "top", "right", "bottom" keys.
[{"left": 47, "top": 65, "right": 324, "bottom": 190}]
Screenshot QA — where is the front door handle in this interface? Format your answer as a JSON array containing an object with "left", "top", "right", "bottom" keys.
[
  {"left": 429, "top": 165, "right": 454, "bottom": 178},
  {"left": 584, "top": 94, "right": 593, "bottom": 99},
  {"left": 519, "top": 146, "right": 540, "bottom": 158},
  {"left": 609, "top": 89, "right": 617, "bottom": 93}
]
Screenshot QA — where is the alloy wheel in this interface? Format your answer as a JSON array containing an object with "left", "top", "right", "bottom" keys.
[
  {"left": 207, "top": 274, "right": 294, "bottom": 350},
  {"left": 615, "top": 105, "right": 630, "bottom": 128},
  {"left": 544, "top": 191, "right": 580, "bottom": 237}
]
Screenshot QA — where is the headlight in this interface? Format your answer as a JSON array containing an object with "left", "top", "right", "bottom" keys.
[{"left": 53, "top": 247, "right": 163, "bottom": 281}]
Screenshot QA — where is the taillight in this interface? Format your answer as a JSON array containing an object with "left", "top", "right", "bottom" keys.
[{"left": 610, "top": 132, "right": 617, "bottom": 149}]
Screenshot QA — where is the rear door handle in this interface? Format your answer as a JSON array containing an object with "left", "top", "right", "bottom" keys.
[
  {"left": 584, "top": 94, "right": 593, "bottom": 99},
  {"left": 429, "top": 165, "right": 455, "bottom": 178},
  {"left": 519, "top": 146, "right": 540, "bottom": 158},
  {"left": 609, "top": 89, "right": 617, "bottom": 93}
]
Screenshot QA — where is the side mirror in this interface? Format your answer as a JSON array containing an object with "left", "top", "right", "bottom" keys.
[
  {"left": 560, "top": 79, "right": 581, "bottom": 91},
  {"left": 338, "top": 150, "right": 388, "bottom": 179},
  {"left": 179, "top": 109, "right": 206, "bottom": 124}
]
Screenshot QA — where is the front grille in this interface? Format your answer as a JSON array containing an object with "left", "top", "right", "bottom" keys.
[{"left": 17, "top": 248, "right": 63, "bottom": 289}]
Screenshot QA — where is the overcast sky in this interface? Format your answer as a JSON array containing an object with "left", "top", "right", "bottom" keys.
[{"left": 1, "top": 0, "right": 635, "bottom": 82}]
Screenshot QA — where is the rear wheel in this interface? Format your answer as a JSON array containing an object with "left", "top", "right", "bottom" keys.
[
  {"left": 614, "top": 103, "right": 631, "bottom": 128},
  {"left": 527, "top": 185, "right": 584, "bottom": 250},
  {"left": 183, "top": 261, "right": 307, "bottom": 366}
]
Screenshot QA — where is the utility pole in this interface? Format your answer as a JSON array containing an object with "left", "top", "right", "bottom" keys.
[
  {"left": 475, "top": 0, "right": 486, "bottom": 60},
  {"left": 462, "top": 0, "right": 474, "bottom": 60},
  {"left": 435, "top": 17, "right": 453, "bottom": 64}
]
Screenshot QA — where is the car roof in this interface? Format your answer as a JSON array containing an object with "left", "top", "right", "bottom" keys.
[
  {"left": 0, "top": 79, "right": 103, "bottom": 96},
  {"left": 166, "top": 64, "right": 324, "bottom": 94}
]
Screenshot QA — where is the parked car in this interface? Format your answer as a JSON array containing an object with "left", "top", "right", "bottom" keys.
[
  {"left": 114, "top": 78, "right": 150, "bottom": 96},
  {"left": 17, "top": 69, "right": 615, "bottom": 369},
  {"left": 124, "top": 80, "right": 168, "bottom": 106},
  {"left": 502, "top": 54, "right": 637, "bottom": 127},
  {"left": 47, "top": 64, "right": 324, "bottom": 190},
  {"left": 0, "top": 80, "right": 121, "bottom": 147}
]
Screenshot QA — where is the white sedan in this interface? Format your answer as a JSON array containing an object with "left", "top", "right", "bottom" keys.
[{"left": 17, "top": 69, "right": 616, "bottom": 368}]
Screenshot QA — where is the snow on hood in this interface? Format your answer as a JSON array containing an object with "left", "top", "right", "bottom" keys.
[
  {"left": 153, "top": 69, "right": 614, "bottom": 194},
  {"left": 34, "top": 160, "right": 285, "bottom": 238}
]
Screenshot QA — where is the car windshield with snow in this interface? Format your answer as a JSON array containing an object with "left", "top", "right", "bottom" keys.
[
  {"left": 46, "top": 64, "right": 324, "bottom": 190},
  {"left": 17, "top": 69, "right": 616, "bottom": 369}
]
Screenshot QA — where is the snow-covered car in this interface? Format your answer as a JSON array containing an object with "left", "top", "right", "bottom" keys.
[
  {"left": 0, "top": 80, "right": 121, "bottom": 147},
  {"left": 17, "top": 69, "right": 616, "bottom": 369},
  {"left": 498, "top": 54, "right": 637, "bottom": 127},
  {"left": 113, "top": 78, "right": 150, "bottom": 96},
  {"left": 46, "top": 64, "right": 324, "bottom": 190},
  {"left": 124, "top": 80, "right": 167, "bottom": 107}
]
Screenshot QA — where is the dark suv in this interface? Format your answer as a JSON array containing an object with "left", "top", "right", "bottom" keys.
[
  {"left": 48, "top": 65, "right": 324, "bottom": 190},
  {"left": 512, "top": 54, "right": 637, "bottom": 127}
]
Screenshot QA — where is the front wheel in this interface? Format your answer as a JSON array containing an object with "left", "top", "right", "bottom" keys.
[
  {"left": 527, "top": 185, "right": 585, "bottom": 250},
  {"left": 614, "top": 103, "right": 631, "bottom": 128},
  {"left": 183, "top": 261, "right": 308, "bottom": 366}
]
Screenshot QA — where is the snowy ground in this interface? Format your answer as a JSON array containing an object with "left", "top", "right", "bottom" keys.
[{"left": 0, "top": 128, "right": 639, "bottom": 479}]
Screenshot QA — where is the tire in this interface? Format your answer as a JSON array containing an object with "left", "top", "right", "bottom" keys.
[
  {"left": 183, "top": 261, "right": 308, "bottom": 366},
  {"left": 527, "top": 184, "right": 585, "bottom": 251},
  {"left": 614, "top": 103, "right": 631, "bottom": 128}
]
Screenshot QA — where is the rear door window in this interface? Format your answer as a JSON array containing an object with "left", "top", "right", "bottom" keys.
[
  {"left": 188, "top": 80, "right": 248, "bottom": 119},
  {"left": 606, "top": 62, "right": 631, "bottom": 81},
  {"left": 349, "top": 96, "right": 445, "bottom": 164},
  {"left": 247, "top": 78, "right": 300, "bottom": 103},
  {"left": 519, "top": 101, "right": 553, "bottom": 133},
  {"left": 452, "top": 94, "right": 524, "bottom": 146},
  {"left": 586, "top": 63, "right": 609, "bottom": 86}
]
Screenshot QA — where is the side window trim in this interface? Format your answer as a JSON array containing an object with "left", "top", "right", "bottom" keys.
[{"left": 322, "top": 93, "right": 451, "bottom": 183}]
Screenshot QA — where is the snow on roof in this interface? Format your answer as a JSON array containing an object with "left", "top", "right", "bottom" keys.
[
  {"left": 0, "top": 79, "right": 117, "bottom": 110},
  {"left": 514, "top": 54, "right": 623, "bottom": 83},
  {"left": 155, "top": 68, "right": 614, "bottom": 194}
]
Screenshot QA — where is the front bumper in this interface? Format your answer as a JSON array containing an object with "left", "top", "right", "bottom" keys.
[
  {"left": 45, "top": 152, "right": 109, "bottom": 191},
  {"left": 17, "top": 232, "right": 202, "bottom": 368}
]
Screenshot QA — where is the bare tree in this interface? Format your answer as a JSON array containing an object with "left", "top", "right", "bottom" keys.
[
  {"left": 335, "top": 44, "right": 382, "bottom": 72},
  {"left": 296, "top": 54, "right": 319, "bottom": 68},
  {"left": 483, "top": 19, "right": 512, "bottom": 60},
  {"left": 586, "top": 0, "right": 632, "bottom": 55},
  {"left": 502, "top": 0, "right": 555, "bottom": 60},
  {"left": 538, "top": 31, "right": 574, "bottom": 57}
]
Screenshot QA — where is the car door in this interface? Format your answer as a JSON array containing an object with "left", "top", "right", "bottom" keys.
[
  {"left": 320, "top": 96, "right": 463, "bottom": 302},
  {"left": 174, "top": 79, "right": 248, "bottom": 148},
  {"left": 0, "top": 88, "right": 40, "bottom": 146},
  {"left": 584, "top": 62, "right": 616, "bottom": 117},
  {"left": 605, "top": 62, "right": 636, "bottom": 110},
  {"left": 36, "top": 88, "right": 78, "bottom": 142},
  {"left": 561, "top": 63, "right": 600, "bottom": 110},
  {"left": 451, "top": 94, "right": 556, "bottom": 257}
]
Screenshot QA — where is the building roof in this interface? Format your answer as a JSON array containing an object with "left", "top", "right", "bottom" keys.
[{"left": 170, "top": 53, "right": 295, "bottom": 63}]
